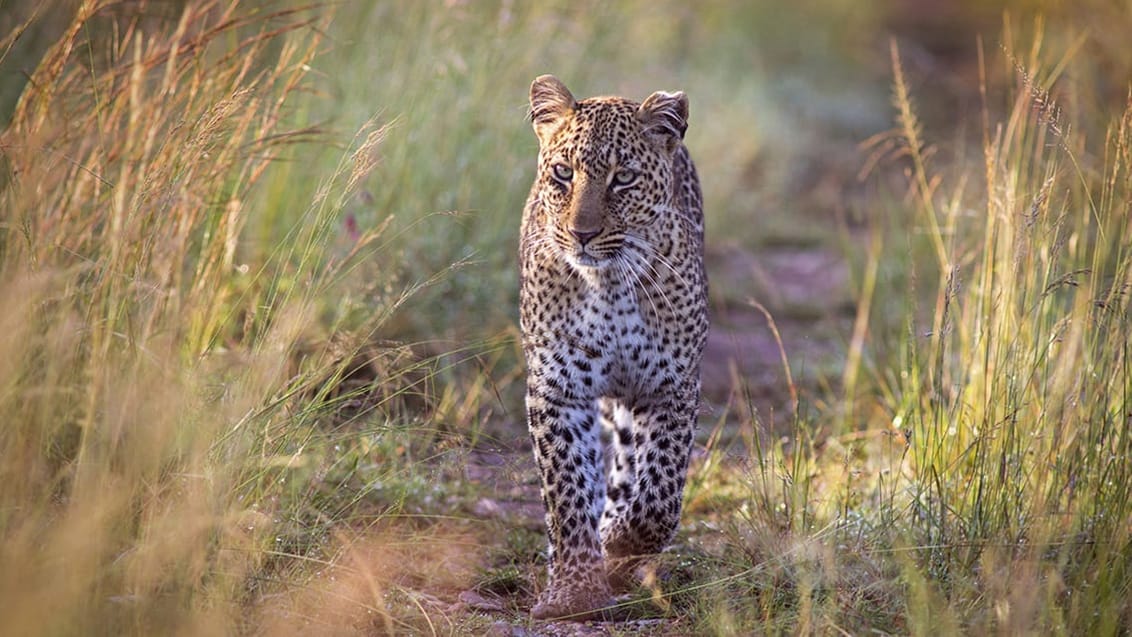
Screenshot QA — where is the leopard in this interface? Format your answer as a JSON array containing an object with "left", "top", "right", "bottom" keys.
[{"left": 518, "top": 75, "right": 708, "bottom": 620}]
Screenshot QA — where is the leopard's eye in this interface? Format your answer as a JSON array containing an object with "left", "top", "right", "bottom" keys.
[
  {"left": 551, "top": 163, "right": 574, "bottom": 182},
  {"left": 611, "top": 168, "right": 637, "bottom": 187}
]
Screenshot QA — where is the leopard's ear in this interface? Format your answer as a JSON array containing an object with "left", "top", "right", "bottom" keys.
[
  {"left": 636, "top": 90, "right": 688, "bottom": 151},
  {"left": 530, "top": 75, "right": 576, "bottom": 145}
]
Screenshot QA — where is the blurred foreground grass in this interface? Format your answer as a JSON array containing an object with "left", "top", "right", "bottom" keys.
[{"left": 1, "top": 0, "right": 1130, "bottom": 634}]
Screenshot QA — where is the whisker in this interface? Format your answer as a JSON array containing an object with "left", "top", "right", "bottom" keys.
[
  {"left": 621, "top": 245, "right": 677, "bottom": 317},
  {"left": 617, "top": 252, "right": 661, "bottom": 320},
  {"left": 623, "top": 234, "right": 694, "bottom": 290},
  {"left": 524, "top": 235, "right": 582, "bottom": 286}
]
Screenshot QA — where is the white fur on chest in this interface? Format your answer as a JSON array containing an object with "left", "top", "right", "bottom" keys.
[{"left": 573, "top": 268, "right": 667, "bottom": 399}]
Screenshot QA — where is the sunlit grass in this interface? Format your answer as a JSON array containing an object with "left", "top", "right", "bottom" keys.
[{"left": 879, "top": 29, "right": 1132, "bottom": 633}]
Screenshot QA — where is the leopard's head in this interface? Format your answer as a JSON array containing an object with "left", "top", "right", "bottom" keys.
[{"left": 528, "top": 75, "right": 689, "bottom": 272}]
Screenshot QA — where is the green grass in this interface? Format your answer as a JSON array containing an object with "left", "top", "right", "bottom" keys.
[{"left": 1, "top": 0, "right": 1131, "bottom": 635}]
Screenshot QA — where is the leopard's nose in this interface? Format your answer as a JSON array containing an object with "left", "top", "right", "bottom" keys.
[{"left": 570, "top": 228, "right": 601, "bottom": 246}]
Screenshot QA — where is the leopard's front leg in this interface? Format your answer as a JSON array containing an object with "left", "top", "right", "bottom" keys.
[
  {"left": 525, "top": 352, "right": 614, "bottom": 620},
  {"left": 600, "top": 376, "right": 699, "bottom": 589}
]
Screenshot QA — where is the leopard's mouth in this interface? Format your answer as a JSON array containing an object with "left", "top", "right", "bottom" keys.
[
  {"left": 568, "top": 241, "right": 628, "bottom": 269},
  {"left": 570, "top": 251, "right": 602, "bottom": 268}
]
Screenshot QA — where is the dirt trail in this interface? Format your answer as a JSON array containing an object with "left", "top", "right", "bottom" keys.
[{"left": 702, "top": 241, "right": 853, "bottom": 435}]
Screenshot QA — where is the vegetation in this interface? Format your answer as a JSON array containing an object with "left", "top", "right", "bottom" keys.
[{"left": 0, "top": 1, "right": 1129, "bottom": 635}]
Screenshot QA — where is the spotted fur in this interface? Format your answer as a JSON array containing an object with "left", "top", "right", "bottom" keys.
[{"left": 519, "top": 75, "right": 708, "bottom": 620}]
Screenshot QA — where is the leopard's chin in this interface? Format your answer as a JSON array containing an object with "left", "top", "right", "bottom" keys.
[{"left": 567, "top": 251, "right": 607, "bottom": 269}]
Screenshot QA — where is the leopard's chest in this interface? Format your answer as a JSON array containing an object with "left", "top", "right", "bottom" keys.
[{"left": 521, "top": 265, "right": 695, "bottom": 401}]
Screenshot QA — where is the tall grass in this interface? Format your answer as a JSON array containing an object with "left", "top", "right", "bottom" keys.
[
  {"left": 881, "top": 30, "right": 1132, "bottom": 633},
  {"left": 0, "top": 2, "right": 429, "bottom": 633}
]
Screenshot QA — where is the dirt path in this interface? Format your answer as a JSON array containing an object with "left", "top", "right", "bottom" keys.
[{"left": 702, "top": 241, "right": 853, "bottom": 435}]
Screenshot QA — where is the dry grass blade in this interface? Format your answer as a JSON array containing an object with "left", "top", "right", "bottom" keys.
[
  {"left": 889, "top": 38, "right": 947, "bottom": 271},
  {"left": 747, "top": 299, "right": 797, "bottom": 418}
]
